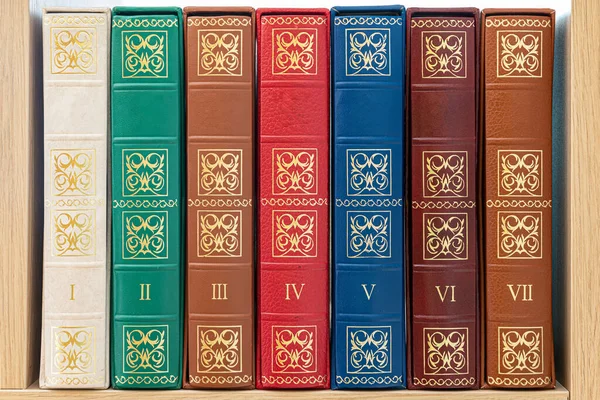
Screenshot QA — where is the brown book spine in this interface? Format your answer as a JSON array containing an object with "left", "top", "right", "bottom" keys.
[
  {"left": 184, "top": 7, "right": 255, "bottom": 389},
  {"left": 482, "top": 9, "right": 555, "bottom": 388}
]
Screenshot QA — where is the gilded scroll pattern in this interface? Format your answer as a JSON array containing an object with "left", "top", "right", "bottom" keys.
[
  {"left": 123, "top": 149, "right": 167, "bottom": 197},
  {"left": 273, "top": 210, "right": 317, "bottom": 258},
  {"left": 498, "top": 150, "right": 542, "bottom": 197},
  {"left": 347, "top": 211, "right": 391, "bottom": 259},
  {"left": 423, "top": 213, "right": 467, "bottom": 260},
  {"left": 272, "top": 326, "right": 317, "bottom": 373},
  {"left": 197, "top": 326, "right": 242, "bottom": 373},
  {"left": 424, "top": 328, "right": 468, "bottom": 375},
  {"left": 498, "top": 211, "right": 542, "bottom": 259},
  {"left": 497, "top": 31, "right": 542, "bottom": 78},
  {"left": 122, "top": 31, "right": 168, "bottom": 78},
  {"left": 50, "top": 28, "right": 97, "bottom": 74},
  {"left": 423, "top": 151, "right": 467, "bottom": 198},
  {"left": 346, "top": 29, "right": 390, "bottom": 76},
  {"left": 197, "top": 210, "right": 241, "bottom": 258},
  {"left": 273, "top": 28, "right": 317, "bottom": 75},
  {"left": 198, "top": 30, "right": 242, "bottom": 76},
  {"left": 52, "top": 149, "right": 95, "bottom": 196},
  {"left": 123, "top": 211, "right": 167, "bottom": 259},
  {"left": 123, "top": 325, "right": 168, "bottom": 373},
  {"left": 422, "top": 31, "right": 467, "bottom": 78},
  {"left": 347, "top": 326, "right": 392, "bottom": 374},
  {"left": 347, "top": 149, "right": 391, "bottom": 196},
  {"left": 498, "top": 327, "right": 543, "bottom": 375},
  {"left": 52, "top": 326, "right": 95, "bottom": 375},
  {"left": 198, "top": 150, "right": 242, "bottom": 196},
  {"left": 52, "top": 209, "right": 95, "bottom": 257},
  {"left": 273, "top": 148, "right": 317, "bottom": 195}
]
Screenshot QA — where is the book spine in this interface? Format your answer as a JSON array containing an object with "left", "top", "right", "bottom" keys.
[
  {"left": 256, "top": 9, "right": 330, "bottom": 389},
  {"left": 110, "top": 8, "right": 184, "bottom": 389},
  {"left": 40, "top": 9, "right": 111, "bottom": 389},
  {"left": 407, "top": 12, "right": 480, "bottom": 389},
  {"left": 184, "top": 11, "right": 255, "bottom": 389},
  {"left": 330, "top": 9, "right": 406, "bottom": 390},
  {"left": 482, "top": 11, "right": 555, "bottom": 388}
]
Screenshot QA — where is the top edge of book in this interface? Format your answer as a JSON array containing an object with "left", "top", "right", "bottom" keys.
[
  {"left": 184, "top": 6, "right": 255, "bottom": 17},
  {"left": 257, "top": 8, "right": 329, "bottom": 18},
  {"left": 482, "top": 8, "right": 555, "bottom": 17},
  {"left": 43, "top": 7, "right": 110, "bottom": 14},
  {"left": 331, "top": 5, "right": 404, "bottom": 16},
  {"left": 407, "top": 7, "right": 479, "bottom": 18},
  {"left": 113, "top": 6, "right": 182, "bottom": 16}
]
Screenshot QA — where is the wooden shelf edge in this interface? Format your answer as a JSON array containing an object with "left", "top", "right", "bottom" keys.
[{"left": 0, "top": 381, "right": 568, "bottom": 399}]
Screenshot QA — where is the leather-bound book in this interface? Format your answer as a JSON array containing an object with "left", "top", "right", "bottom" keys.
[
  {"left": 183, "top": 7, "right": 255, "bottom": 389},
  {"left": 407, "top": 8, "right": 480, "bottom": 389},
  {"left": 110, "top": 7, "right": 184, "bottom": 389},
  {"left": 330, "top": 5, "right": 406, "bottom": 390},
  {"left": 40, "top": 7, "right": 110, "bottom": 389},
  {"left": 256, "top": 8, "right": 330, "bottom": 389},
  {"left": 482, "top": 9, "right": 555, "bottom": 389}
]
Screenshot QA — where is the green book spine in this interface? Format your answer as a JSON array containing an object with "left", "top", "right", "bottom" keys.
[{"left": 110, "top": 7, "right": 184, "bottom": 389}]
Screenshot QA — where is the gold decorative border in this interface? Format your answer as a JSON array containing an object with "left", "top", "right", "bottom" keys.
[
  {"left": 487, "top": 376, "right": 552, "bottom": 386},
  {"left": 336, "top": 375, "right": 403, "bottom": 385},
  {"left": 188, "top": 18, "right": 251, "bottom": 27},
  {"left": 261, "top": 198, "right": 327, "bottom": 207},
  {"left": 113, "top": 19, "right": 178, "bottom": 28},
  {"left": 336, "top": 198, "right": 402, "bottom": 208},
  {"left": 261, "top": 375, "right": 327, "bottom": 385},
  {"left": 189, "top": 375, "right": 253, "bottom": 384},
  {"left": 334, "top": 17, "right": 402, "bottom": 26},
  {"left": 113, "top": 375, "right": 178, "bottom": 385},
  {"left": 44, "top": 16, "right": 106, "bottom": 26},
  {"left": 46, "top": 198, "right": 104, "bottom": 207},
  {"left": 411, "top": 19, "right": 474, "bottom": 29},
  {"left": 43, "top": 376, "right": 106, "bottom": 386},
  {"left": 262, "top": 16, "right": 326, "bottom": 26},
  {"left": 413, "top": 201, "right": 476, "bottom": 209},
  {"left": 412, "top": 376, "right": 476, "bottom": 387},
  {"left": 486, "top": 199, "right": 552, "bottom": 208},
  {"left": 189, "top": 198, "right": 252, "bottom": 208},
  {"left": 486, "top": 19, "right": 551, "bottom": 28},
  {"left": 113, "top": 199, "right": 178, "bottom": 208}
]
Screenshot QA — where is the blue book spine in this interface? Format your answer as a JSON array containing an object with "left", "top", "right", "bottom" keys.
[{"left": 331, "top": 5, "right": 407, "bottom": 389}]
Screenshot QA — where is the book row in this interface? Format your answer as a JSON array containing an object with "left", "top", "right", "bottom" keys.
[{"left": 40, "top": 5, "right": 555, "bottom": 391}]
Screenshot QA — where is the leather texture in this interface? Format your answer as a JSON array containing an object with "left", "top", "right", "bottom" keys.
[
  {"left": 256, "top": 8, "right": 330, "bottom": 389},
  {"left": 482, "top": 9, "right": 555, "bottom": 389},
  {"left": 407, "top": 8, "right": 480, "bottom": 390},
  {"left": 110, "top": 7, "right": 184, "bottom": 389},
  {"left": 40, "top": 8, "right": 110, "bottom": 389},
  {"left": 330, "top": 5, "right": 406, "bottom": 390},
  {"left": 183, "top": 7, "right": 255, "bottom": 389}
]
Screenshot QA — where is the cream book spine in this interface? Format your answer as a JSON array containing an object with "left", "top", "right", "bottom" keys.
[{"left": 40, "top": 8, "right": 110, "bottom": 389}]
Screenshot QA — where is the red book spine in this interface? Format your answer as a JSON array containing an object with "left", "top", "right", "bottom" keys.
[{"left": 256, "top": 9, "right": 330, "bottom": 389}]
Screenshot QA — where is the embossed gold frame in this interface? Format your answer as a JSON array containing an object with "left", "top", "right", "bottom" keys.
[
  {"left": 271, "top": 28, "right": 318, "bottom": 76},
  {"left": 196, "top": 325, "right": 243, "bottom": 374},
  {"left": 122, "top": 324, "right": 169, "bottom": 374},
  {"left": 497, "top": 149, "right": 544, "bottom": 197},
  {"left": 49, "top": 27, "right": 98, "bottom": 75},
  {"left": 497, "top": 210, "right": 544, "bottom": 259},
  {"left": 422, "top": 212, "right": 469, "bottom": 261},
  {"left": 346, "top": 210, "right": 392, "bottom": 259},
  {"left": 50, "top": 326, "right": 96, "bottom": 376},
  {"left": 196, "top": 209, "right": 243, "bottom": 258},
  {"left": 344, "top": 28, "right": 391, "bottom": 77},
  {"left": 422, "top": 150, "right": 468, "bottom": 198},
  {"left": 422, "top": 327, "right": 469, "bottom": 376},
  {"left": 197, "top": 149, "right": 243, "bottom": 197},
  {"left": 196, "top": 29, "right": 243, "bottom": 77},
  {"left": 497, "top": 326, "right": 544, "bottom": 375},
  {"left": 421, "top": 31, "right": 468, "bottom": 79},
  {"left": 346, "top": 148, "right": 392, "bottom": 197},
  {"left": 120, "top": 30, "right": 169, "bottom": 79},
  {"left": 271, "top": 325, "right": 318, "bottom": 374},
  {"left": 346, "top": 325, "right": 393, "bottom": 375},
  {"left": 496, "top": 30, "right": 544, "bottom": 78},
  {"left": 122, "top": 148, "right": 169, "bottom": 198}
]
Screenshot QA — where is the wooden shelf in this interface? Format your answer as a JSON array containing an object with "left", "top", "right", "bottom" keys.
[{"left": 0, "top": 381, "right": 569, "bottom": 399}]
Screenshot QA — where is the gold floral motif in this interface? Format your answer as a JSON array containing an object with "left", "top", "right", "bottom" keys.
[
  {"left": 198, "top": 30, "right": 242, "bottom": 76},
  {"left": 123, "top": 31, "right": 168, "bottom": 78},
  {"left": 273, "top": 149, "right": 317, "bottom": 195},
  {"left": 123, "top": 211, "right": 167, "bottom": 259},
  {"left": 50, "top": 28, "right": 96, "bottom": 74},
  {"left": 53, "top": 210, "right": 95, "bottom": 257},
  {"left": 272, "top": 326, "right": 317, "bottom": 373},
  {"left": 497, "top": 31, "right": 542, "bottom": 78},
  {"left": 197, "top": 326, "right": 242, "bottom": 373},
  {"left": 52, "top": 150, "right": 95, "bottom": 196},
  {"left": 424, "top": 328, "right": 468, "bottom": 375},
  {"left": 422, "top": 32, "right": 466, "bottom": 78},
  {"left": 273, "top": 29, "right": 317, "bottom": 75},
  {"left": 498, "top": 150, "right": 542, "bottom": 196},
  {"left": 273, "top": 211, "right": 317, "bottom": 258},
  {"left": 424, "top": 213, "right": 467, "bottom": 260},
  {"left": 423, "top": 152, "right": 467, "bottom": 197},
  {"left": 52, "top": 326, "right": 95, "bottom": 375},
  {"left": 347, "top": 211, "right": 391, "bottom": 259},
  {"left": 346, "top": 29, "right": 390, "bottom": 76},
  {"left": 124, "top": 326, "right": 168, "bottom": 373},
  {"left": 124, "top": 150, "right": 167, "bottom": 196},
  {"left": 197, "top": 211, "right": 241, "bottom": 257},
  {"left": 347, "top": 150, "right": 391, "bottom": 196},
  {"left": 498, "top": 211, "right": 542, "bottom": 259},
  {"left": 499, "top": 327, "right": 543, "bottom": 375},
  {"left": 198, "top": 150, "right": 241, "bottom": 196},
  {"left": 347, "top": 326, "right": 392, "bottom": 374}
]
